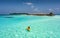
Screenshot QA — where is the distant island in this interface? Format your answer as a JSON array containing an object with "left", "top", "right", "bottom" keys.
[
  {"left": 9, "top": 12, "right": 54, "bottom": 16},
  {"left": 9, "top": 13, "right": 29, "bottom": 15}
]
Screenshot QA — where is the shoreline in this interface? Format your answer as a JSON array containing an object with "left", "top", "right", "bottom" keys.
[
  {"left": 0, "top": 12, "right": 55, "bottom": 16},
  {"left": 9, "top": 12, "right": 54, "bottom": 16}
]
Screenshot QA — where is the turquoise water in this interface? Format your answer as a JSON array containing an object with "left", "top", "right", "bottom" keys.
[{"left": 0, "top": 15, "right": 60, "bottom": 38}]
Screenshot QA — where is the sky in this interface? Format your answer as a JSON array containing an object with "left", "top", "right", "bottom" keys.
[{"left": 0, "top": 0, "right": 60, "bottom": 14}]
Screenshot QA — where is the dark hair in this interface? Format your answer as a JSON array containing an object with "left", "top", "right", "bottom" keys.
[{"left": 28, "top": 26, "right": 30, "bottom": 28}]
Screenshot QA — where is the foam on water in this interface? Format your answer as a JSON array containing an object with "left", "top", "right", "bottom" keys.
[{"left": 0, "top": 15, "right": 60, "bottom": 38}]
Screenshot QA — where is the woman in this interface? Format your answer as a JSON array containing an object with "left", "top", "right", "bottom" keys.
[{"left": 27, "top": 26, "right": 30, "bottom": 31}]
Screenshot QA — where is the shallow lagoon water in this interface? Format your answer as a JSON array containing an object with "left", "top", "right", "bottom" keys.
[{"left": 0, "top": 15, "right": 60, "bottom": 38}]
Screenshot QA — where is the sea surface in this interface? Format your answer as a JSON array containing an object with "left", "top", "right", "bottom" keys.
[{"left": 0, "top": 15, "right": 60, "bottom": 38}]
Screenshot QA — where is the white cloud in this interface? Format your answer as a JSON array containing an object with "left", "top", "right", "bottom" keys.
[
  {"left": 23, "top": 2, "right": 40, "bottom": 13},
  {"left": 24, "top": 2, "right": 32, "bottom": 5},
  {"left": 56, "top": 8, "right": 60, "bottom": 11},
  {"left": 33, "top": 8, "right": 38, "bottom": 11},
  {"left": 49, "top": 9, "right": 52, "bottom": 11},
  {"left": 33, "top": 8, "right": 40, "bottom": 12},
  {"left": 31, "top": 5, "right": 34, "bottom": 9},
  {"left": 49, "top": 8, "right": 60, "bottom": 11},
  {"left": 54, "top": 8, "right": 60, "bottom": 12},
  {"left": 48, "top": 9, "right": 54, "bottom": 12},
  {"left": 56, "top": 8, "right": 60, "bottom": 10},
  {"left": 24, "top": 2, "right": 35, "bottom": 9}
]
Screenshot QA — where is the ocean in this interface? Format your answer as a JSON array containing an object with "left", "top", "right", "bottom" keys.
[{"left": 0, "top": 15, "right": 60, "bottom": 38}]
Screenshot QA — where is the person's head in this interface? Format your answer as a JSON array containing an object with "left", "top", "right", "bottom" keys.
[{"left": 28, "top": 26, "right": 30, "bottom": 28}]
